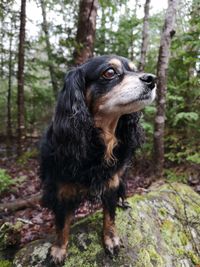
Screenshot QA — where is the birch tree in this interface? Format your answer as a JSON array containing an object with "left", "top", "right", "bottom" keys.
[{"left": 153, "top": 0, "right": 179, "bottom": 176}]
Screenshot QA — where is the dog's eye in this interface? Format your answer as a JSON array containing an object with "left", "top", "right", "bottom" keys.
[{"left": 102, "top": 68, "right": 116, "bottom": 80}]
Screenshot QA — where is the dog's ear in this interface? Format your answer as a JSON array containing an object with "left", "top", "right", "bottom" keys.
[{"left": 52, "top": 68, "right": 92, "bottom": 159}]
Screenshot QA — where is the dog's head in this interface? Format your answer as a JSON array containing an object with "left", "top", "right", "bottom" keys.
[
  {"left": 53, "top": 55, "right": 156, "bottom": 161},
  {"left": 83, "top": 55, "right": 156, "bottom": 115}
]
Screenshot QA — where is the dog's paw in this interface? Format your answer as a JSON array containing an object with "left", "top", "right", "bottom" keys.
[
  {"left": 47, "top": 245, "right": 67, "bottom": 266},
  {"left": 117, "top": 198, "right": 131, "bottom": 209},
  {"left": 104, "top": 234, "right": 120, "bottom": 257}
]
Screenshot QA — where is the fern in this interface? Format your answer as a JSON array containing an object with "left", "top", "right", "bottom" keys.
[
  {"left": 0, "top": 169, "right": 14, "bottom": 193},
  {"left": 173, "top": 112, "right": 199, "bottom": 126}
]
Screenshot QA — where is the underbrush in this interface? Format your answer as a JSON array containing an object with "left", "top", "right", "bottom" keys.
[
  {"left": 17, "top": 148, "right": 39, "bottom": 165},
  {"left": 0, "top": 169, "right": 15, "bottom": 194}
]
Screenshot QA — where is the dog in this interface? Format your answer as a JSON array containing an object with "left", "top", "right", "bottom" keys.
[{"left": 40, "top": 55, "right": 156, "bottom": 264}]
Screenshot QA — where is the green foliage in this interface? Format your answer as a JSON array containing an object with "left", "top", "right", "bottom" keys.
[
  {"left": 0, "top": 260, "right": 12, "bottom": 267},
  {"left": 141, "top": 121, "right": 154, "bottom": 135},
  {"left": 0, "top": 0, "right": 199, "bottom": 168},
  {"left": 164, "top": 169, "right": 187, "bottom": 183},
  {"left": 17, "top": 148, "right": 39, "bottom": 165},
  {"left": 173, "top": 112, "right": 199, "bottom": 126},
  {"left": 96, "top": 1, "right": 141, "bottom": 58},
  {"left": 186, "top": 153, "right": 200, "bottom": 164},
  {"left": 165, "top": 140, "right": 200, "bottom": 164},
  {"left": 0, "top": 169, "right": 14, "bottom": 193}
]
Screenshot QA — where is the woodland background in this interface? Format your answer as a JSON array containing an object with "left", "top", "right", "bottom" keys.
[{"left": 0, "top": 0, "right": 200, "bottom": 259}]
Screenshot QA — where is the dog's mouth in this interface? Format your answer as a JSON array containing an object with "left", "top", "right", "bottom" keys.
[
  {"left": 139, "top": 89, "right": 154, "bottom": 101},
  {"left": 119, "top": 86, "right": 156, "bottom": 113},
  {"left": 129, "top": 85, "right": 156, "bottom": 104},
  {"left": 96, "top": 83, "right": 156, "bottom": 115}
]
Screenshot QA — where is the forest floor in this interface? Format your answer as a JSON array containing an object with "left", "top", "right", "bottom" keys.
[{"left": 0, "top": 141, "right": 199, "bottom": 250}]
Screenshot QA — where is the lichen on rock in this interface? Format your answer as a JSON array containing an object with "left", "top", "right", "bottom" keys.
[{"left": 12, "top": 183, "right": 200, "bottom": 267}]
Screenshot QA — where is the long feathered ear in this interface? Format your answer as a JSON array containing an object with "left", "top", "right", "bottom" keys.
[{"left": 52, "top": 68, "right": 92, "bottom": 160}]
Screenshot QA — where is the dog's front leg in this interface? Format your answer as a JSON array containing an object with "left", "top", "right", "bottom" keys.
[
  {"left": 50, "top": 202, "right": 75, "bottom": 265},
  {"left": 102, "top": 175, "right": 120, "bottom": 256}
]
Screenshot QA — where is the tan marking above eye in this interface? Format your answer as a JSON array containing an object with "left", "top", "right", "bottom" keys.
[
  {"left": 108, "top": 58, "right": 122, "bottom": 68},
  {"left": 128, "top": 61, "right": 136, "bottom": 71}
]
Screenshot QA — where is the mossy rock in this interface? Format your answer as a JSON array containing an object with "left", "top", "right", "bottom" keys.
[
  {"left": 0, "top": 222, "right": 23, "bottom": 251},
  {"left": 12, "top": 183, "right": 200, "bottom": 267}
]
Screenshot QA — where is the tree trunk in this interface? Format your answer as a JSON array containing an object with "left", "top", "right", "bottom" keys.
[
  {"left": 7, "top": 24, "right": 13, "bottom": 145},
  {"left": 153, "top": 0, "right": 179, "bottom": 177},
  {"left": 0, "top": 7, "right": 6, "bottom": 78},
  {"left": 130, "top": 0, "right": 138, "bottom": 61},
  {"left": 40, "top": 0, "right": 59, "bottom": 98},
  {"left": 138, "top": 0, "right": 150, "bottom": 72},
  {"left": 73, "top": 0, "right": 98, "bottom": 65},
  {"left": 17, "top": 0, "right": 26, "bottom": 156}
]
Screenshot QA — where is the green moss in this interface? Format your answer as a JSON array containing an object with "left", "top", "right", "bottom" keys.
[
  {"left": 187, "top": 251, "right": 200, "bottom": 265},
  {"left": 64, "top": 232, "right": 102, "bottom": 267},
  {"left": 192, "top": 202, "right": 200, "bottom": 214},
  {"left": 176, "top": 249, "right": 200, "bottom": 265},
  {"left": 161, "top": 220, "right": 175, "bottom": 243},
  {"left": 64, "top": 214, "right": 103, "bottom": 267},
  {"left": 135, "top": 248, "right": 153, "bottom": 267},
  {"left": 136, "top": 245, "right": 164, "bottom": 266},
  {"left": 0, "top": 260, "right": 12, "bottom": 267},
  {"left": 130, "top": 194, "right": 145, "bottom": 203},
  {"left": 159, "top": 207, "right": 167, "bottom": 217},
  {"left": 129, "top": 228, "right": 143, "bottom": 246},
  {"left": 147, "top": 245, "right": 164, "bottom": 266},
  {"left": 176, "top": 248, "right": 185, "bottom": 256},
  {"left": 179, "top": 232, "right": 189, "bottom": 246}
]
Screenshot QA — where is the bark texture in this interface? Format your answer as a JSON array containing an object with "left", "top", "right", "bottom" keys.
[
  {"left": 154, "top": 0, "right": 179, "bottom": 176},
  {"left": 40, "top": 0, "right": 58, "bottom": 98},
  {"left": 7, "top": 27, "right": 13, "bottom": 143},
  {"left": 17, "top": 0, "right": 26, "bottom": 156},
  {"left": 9, "top": 183, "right": 200, "bottom": 267},
  {"left": 138, "top": 0, "right": 150, "bottom": 72},
  {"left": 0, "top": 16, "right": 4, "bottom": 78},
  {"left": 73, "top": 0, "right": 98, "bottom": 65}
]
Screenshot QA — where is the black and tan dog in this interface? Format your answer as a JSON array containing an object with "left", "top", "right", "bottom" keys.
[{"left": 40, "top": 55, "right": 156, "bottom": 264}]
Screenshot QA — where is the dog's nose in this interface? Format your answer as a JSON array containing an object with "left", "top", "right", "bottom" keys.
[{"left": 139, "top": 73, "right": 157, "bottom": 90}]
